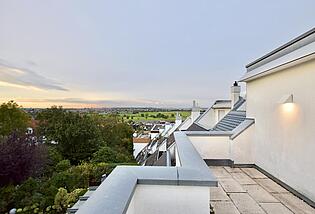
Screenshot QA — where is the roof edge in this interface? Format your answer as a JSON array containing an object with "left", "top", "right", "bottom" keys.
[{"left": 246, "top": 27, "right": 315, "bottom": 69}]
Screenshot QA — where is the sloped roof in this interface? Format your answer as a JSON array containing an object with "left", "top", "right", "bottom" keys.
[
  {"left": 212, "top": 100, "right": 231, "bottom": 109},
  {"left": 231, "top": 96, "right": 246, "bottom": 111},
  {"left": 186, "top": 122, "right": 208, "bottom": 131},
  {"left": 211, "top": 97, "right": 246, "bottom": 131},
  {"left": 211, "top": 111, "right": 246, "bottom": 131}
]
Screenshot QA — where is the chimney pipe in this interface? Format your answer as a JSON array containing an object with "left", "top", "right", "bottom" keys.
[{"left": 231, "top": 81, "right": 241, "bottom": 107}]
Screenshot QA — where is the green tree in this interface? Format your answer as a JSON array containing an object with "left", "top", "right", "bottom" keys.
[
  {"left": 92, "top": 146, "right": 134, "bottom": 163},
  {"left": 37, "top": 107, "right": 102, "bottom": 164},
  {"left": 0, "top": 101, "right": 30, "bottom": 137}
]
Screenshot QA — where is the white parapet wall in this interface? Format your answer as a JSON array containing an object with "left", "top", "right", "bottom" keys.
[
  {"left": 231, "top": 124, "right": 255, "bottom": 164},
  {"left": 126, "top": 185, "right": 210, "bottom": 214},
  {"left": 188, "top": 136, "right": 231, "bottom": 160},
  {"left": 74, "top": 132, "right": 217, "bottom": 214},
  {"left": 187, "top": 130, "right": 254, "bottom": 165}
]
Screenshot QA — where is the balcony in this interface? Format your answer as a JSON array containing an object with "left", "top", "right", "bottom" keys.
[{"left": 70, "top": 131, "right": 217, "bottom": 214}]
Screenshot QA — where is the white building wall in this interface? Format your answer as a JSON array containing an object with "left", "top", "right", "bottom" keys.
[
  {"left": 231, "top": 124, "right": 255, "bottom": 164},
  {"left": 188, "top": 136, "right": 231, "bottom": 160},
  {"left": 126, "top": 185, "right": 210, "bottom": 214},
  {"left": 246, "top": 59, "right": 315, "bottom": 202},
  {"left": 197, "top": 108, "right": 229, "bottom": 130},
  {"left": 214, "top": 109, "right": 229, "bottom": 123},
  {"left": 197, "top": 109, "right": 216, "bottom": 129},
  {"left": 133, "top": 143, "right": 147, "bottom": 157}
]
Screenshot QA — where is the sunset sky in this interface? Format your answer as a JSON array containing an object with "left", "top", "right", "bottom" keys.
[{"left": 1, "top": 0, "right": 315, "bottom": 108}]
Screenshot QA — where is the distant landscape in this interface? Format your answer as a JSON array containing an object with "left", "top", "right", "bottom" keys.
[{"left": 119, "top": 111, "right": 191, "bottom": 122}]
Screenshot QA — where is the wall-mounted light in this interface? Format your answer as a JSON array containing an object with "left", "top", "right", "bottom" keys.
[
  {"left": 279, "top": 94, "right": 293, "bottom": 104},
  {"left": 279, "top": 94, "right": 294, "bottom": 113}
]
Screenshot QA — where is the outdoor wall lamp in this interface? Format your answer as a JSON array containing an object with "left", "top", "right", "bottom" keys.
[
  {"left": 279, "top": 94, "right": 295, "bottom": 113},
  {"left": 279, "top": 94, "right": 294, "bottom": 104}
]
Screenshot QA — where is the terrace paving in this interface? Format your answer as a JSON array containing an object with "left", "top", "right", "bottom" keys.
[{"left": 209, "top": 166, "right": 315, "bottom": 214}]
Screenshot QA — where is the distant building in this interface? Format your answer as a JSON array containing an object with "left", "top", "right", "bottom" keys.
[{"left": 133, "top": 134, "right": 151, "bottom": 157}]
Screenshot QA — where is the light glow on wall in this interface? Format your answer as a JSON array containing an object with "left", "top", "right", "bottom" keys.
[{"left": 282, "top": 103, "right": 295, "bottom": 113}]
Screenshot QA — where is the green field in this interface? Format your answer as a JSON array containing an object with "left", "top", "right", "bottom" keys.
[{"left": 120, "top": 111, "right": 190, "bottom": 122}]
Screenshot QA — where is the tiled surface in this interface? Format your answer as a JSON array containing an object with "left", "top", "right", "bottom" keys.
[{"left": 209, "top": 166, "right": 315, "bottom": 214}]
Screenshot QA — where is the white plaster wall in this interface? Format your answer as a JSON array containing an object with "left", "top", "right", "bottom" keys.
[
  {"left": 197, "top": 109, "right": 216, "bottom": 129},
  {"left": 150, "top": 133, "right": 159, "bottom": 139},
  {"left": 246, "top": 58, "right": 315, "bottom": 201},
  {"left": 179, "top": 117, "right": 193, "bottom": 130},
  {"left": 231, "top": 124, "right": 255, "bottom": 164},
  {"left": 197, "top": 109, "right": 229, "bottom": 130},
  {"left": 133, "top": 143, "right": 147, "bottom": 157},
  {"left": 126, "top": 185, "right": 210, "bottom": 214},
  {"left": 188, "top": 136, "right": 231, "bottom": 160},
  {"left": 191, "top": 111, "right": 201, "bottom": 122},
  {"left": 214, "top": 109, "right": 229, "bottom": 123}
]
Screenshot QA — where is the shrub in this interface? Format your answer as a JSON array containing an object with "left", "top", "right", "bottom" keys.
[
  {"left": 0, "top": 134, "right": 48, "bottom": 186},
  {"left": 55, "top": 160, "right": 71, "bottom": 172},
  {"left": 54, "top": 187, "right": 86, "bottom": 213}
]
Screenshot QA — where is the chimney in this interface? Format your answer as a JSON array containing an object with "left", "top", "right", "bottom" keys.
[
  {"left": 175, "top": 112, "right": 182, "bottom": 127},
  {"left": 191, "top": 100, "right": 200, "bottom": 122},
  {"left": 231, "top": 81, "right": 241, "bottom": 107}
]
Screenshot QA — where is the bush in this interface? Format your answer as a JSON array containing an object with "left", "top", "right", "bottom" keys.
[
  {"left": 0, "top": 134, "right": 48, "bottom": 186},
  {"left": 0, "top": 185, "right": 15, "bottom": 213},
  {"left": 92, "top": 146, "right": 120, "bottom": 163},
  {"left": 55, "top": 160, "right": 71, "bottom": 172},
  {"left": 53, "top": 187, "right": 86, "bottom": 213}
]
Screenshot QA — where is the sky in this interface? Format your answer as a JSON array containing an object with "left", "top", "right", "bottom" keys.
[{"left": 1, "top": 0, "right": 315, "bottom": 108}]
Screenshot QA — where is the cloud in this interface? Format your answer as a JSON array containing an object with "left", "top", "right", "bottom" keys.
[
  {"left": 0, "top": 59, "right": 68, "bottom": 91},
  {"left": 15, "top": 97, "right": 180, "bottom": 108}
]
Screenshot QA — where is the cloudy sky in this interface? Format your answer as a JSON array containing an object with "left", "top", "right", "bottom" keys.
[{"left": 1, "top": 1, "right": 315, "bottom": 108}]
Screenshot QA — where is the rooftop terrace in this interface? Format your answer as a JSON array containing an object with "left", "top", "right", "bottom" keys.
[{"left": 210, "top": 166, "right": 315, "bottom": 214}]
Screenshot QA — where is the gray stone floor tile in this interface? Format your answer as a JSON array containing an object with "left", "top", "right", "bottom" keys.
[
  {"left": 232, "top": 172, "right": 257, "bottom": 185},
  {"left": 212, "top": 201, "right": 240, "bottom": 214},
  {"left": 209, "top": 167, "right": 314, "bottom": 214},
  {"left": 210, "top": 184, "right": 230, "bottom": 201},
  {"left": 229, "top": 193, "right": 266, "bottom": 214},
  {"left": 260, "top": 203, "right": 293, "bottom": 214},
  {"left": 273, "top": 193, "right": 315, "bottom": 214},
  {"left": 255, "top": 178, "right": 288, "bottom": 193},
  {"left": 243, "top": 184, "right": 279, "bottom": 203},
  {"left": 220, "top": 178, "right": 246, "bottom": 193},
  {"left": 210, "top": 167, "right": 232, "bottom": 178},
  {"left": 241, "top": 168, "right": 267, "bottom": 179},
  {"left": 224, "top": 166, "right": 243, "bottom": 173}
]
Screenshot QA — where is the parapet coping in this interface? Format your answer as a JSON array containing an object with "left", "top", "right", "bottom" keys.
[{"left": 75, "top": 131, "right": 217, "bottom": 214}]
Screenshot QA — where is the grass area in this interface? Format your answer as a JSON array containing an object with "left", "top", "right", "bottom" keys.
[{"left": 119, "top": 111, "right": 190, "bottom": 122}]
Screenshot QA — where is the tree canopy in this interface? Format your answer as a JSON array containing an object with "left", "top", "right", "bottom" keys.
[
  {"left": 0, "top": 103, "right": 136, "bottom": 213},
  {"left": 0, "top": 101, "right": 30, "bottom": 136},
  {"left": 36, "top": 107, "right": 102, "bottom": 164}
]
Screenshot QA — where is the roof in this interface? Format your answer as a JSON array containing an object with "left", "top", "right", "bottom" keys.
[
  {"left": 133, "top": 137, "right": 151, "bottom": 144},
  {"left": 246, "top": 27, "right": 315, "bottom": 69},
  {"left": 231, "top": 96, "right": 246, "bottom": 111},
  {"left": 212, "top": 100, "right": 231, "bottom": 109},
  {"left": 188, "top": 98, "right": 247, "bottom": 132},
  {"left": 187, "top": 99, "right": 233, "bottom": 131},
  {"left": 186, "top": 123, "right": 208, "bottom": 131},
  {"left": 241, "top": 27, "right": 315, "bottom": 82},
  {"left": 151, "top": 124, "right": 164, "bottom": 131},
  {"left": 193, "top": 99, "right": 231, "bottom": 125},
  {"left": 211, "top": 111, "right": 246, "bottom": 131}
]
